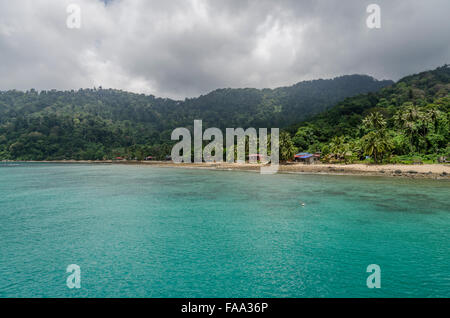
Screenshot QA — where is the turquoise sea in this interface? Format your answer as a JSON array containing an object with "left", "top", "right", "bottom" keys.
[{"left": 0, "top": 163, "right": 449, "bottom": 298}]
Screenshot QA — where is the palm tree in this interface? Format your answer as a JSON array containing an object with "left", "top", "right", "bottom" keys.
[
  {"left": 425, "top": 107, "right": 441, "bottom": 131},
  {"left": 328, "top": 136, "right": 347, "bottom": 162},
  {"left": 360, "top": 112, "right": 392, "bottom": 164},
  {"left": 360, "top": 131, "right": 392, "bottom": 164},
  {"left": 363, "top": 112, "right": 387, "bottom": 131},
  {"left": 279, "top": 132, "right": 297, "bottom": 162},
  {"left": 394, "top": 105, "right": 426, "bottom": 152}
]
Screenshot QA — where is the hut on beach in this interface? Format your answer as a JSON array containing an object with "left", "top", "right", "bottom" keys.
[{"left": 294, "top": 152, "right": 320, "bottom": 164}]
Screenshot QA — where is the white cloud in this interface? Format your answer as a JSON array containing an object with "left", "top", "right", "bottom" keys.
[{"left": 0, "top": 0, "right": 449, "bottom": 99}]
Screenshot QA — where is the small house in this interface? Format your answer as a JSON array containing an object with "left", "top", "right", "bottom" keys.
[{"left": 294, "top": 152, "right": 319, "bottom": 164}]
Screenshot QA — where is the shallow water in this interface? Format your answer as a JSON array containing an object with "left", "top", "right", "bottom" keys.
[{"left": 0, "top": 163, "right": 449, "bottom": 297}]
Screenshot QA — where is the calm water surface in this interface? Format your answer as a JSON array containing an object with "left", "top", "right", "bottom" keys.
[{"left": 0, "top": 163, "right": 449, "bottom": 297}]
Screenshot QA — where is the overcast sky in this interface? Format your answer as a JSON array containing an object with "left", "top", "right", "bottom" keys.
[{"left": 0, "top": 0, "right": 449, "bottom": 99}]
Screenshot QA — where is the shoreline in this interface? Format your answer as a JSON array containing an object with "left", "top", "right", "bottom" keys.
[{"left": 3, "top": 160, "right": 450, "bottom": 180}]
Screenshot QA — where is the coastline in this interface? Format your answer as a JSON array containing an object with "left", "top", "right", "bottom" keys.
[{"left": 4, "top": 160, "right": 450, "bottom": 180}]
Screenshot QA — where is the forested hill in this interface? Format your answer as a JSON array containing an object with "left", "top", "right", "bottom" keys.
[
  {"left": 288, "top": 65, "right": 449, "bottom": 162},
  {"left": 0, "top": 75, "right": 392, "bottom": 160}
]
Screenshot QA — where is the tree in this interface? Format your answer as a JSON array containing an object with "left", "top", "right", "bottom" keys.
[
  {"left": 360, "top": 131, "right": 392, "bottom": 164},
  {"left": 393, "top": 104, "right": 423, "bottom": 153},
  {"left": 279, "top": 132, "right": 297, "bottom": 162},
  {"left": 363, "top": 111, "right": 387, "bottom": 131},
  {"left": 360, "top": 112, "right": 393, "bottom": 164},
  {"left": 293, "top": 126, "right": 317, "bottom": 151},
  {"left": 327, "top": 136, "right": 345, "bottom": 160}
]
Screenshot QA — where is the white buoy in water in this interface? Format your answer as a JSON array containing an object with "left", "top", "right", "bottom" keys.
[{"left": 301, "top": 202, "right": 305, "bottom": 207}]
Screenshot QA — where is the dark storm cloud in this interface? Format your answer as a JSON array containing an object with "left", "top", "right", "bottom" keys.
[{"left": 0, "top": 0, "right": 449, "bottom": 99}]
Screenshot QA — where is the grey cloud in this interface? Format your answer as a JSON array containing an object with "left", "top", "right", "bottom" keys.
[{"left": 0, "top": 0, "right": 449, "bottom": 99}]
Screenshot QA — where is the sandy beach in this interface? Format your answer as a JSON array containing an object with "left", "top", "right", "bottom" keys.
[
  {"left": 149, "top": 162, "right": 450, "bottom": 179},
  {"left": 9, "top": 160, "right": 450, "bottom": 179}
]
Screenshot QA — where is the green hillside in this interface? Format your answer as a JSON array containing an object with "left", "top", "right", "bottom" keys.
[
  {"left": 288, "top": 65, "right": 450, "bottom": 163},
  {"left": 0, "top": 75, "right": 391, "bottom": 160}
]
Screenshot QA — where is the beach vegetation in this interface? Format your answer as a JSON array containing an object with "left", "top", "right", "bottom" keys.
[{"left": 288, "top": 65, "right": 449, "bottom": 164}]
